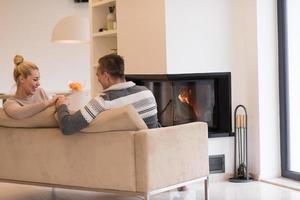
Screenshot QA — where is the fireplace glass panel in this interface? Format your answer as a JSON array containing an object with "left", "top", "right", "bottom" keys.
[
  {"left": 173, "top": 80, "right": 215, "bottom": 127},
  {"left": 126, "top": 73, "right": 231, "bottom": 137}
]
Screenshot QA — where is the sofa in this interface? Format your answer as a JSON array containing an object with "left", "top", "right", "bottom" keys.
[{"left": 0, "top": 105, "right": 209, "bottom": 200}]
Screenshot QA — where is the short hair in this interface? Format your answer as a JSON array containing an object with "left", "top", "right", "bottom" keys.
[
  {"left": 97, "top": 54, "right": 124, "bottom": 79},
  {"left": 13, "top": 55, "right": 39, "bottom": 85}
]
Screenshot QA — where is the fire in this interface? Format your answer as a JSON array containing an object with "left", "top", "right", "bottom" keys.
[
  {"left": 177, "top": 88, "right": 202, "bottom": 120},
  {"left": 178, "top": 89, "right": 192, "bottom": 105}
]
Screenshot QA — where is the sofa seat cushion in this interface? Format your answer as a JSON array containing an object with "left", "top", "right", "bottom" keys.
[
  {"left": 81, "top": 105, "right": 148, "bottom": 133},
  {"left": 0, "top": 106, "right": 58, "bottom": 128}
]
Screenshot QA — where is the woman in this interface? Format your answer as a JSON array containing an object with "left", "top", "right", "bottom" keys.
[{"left": 3, "top": 55, "right": 58, "bottom": 119}]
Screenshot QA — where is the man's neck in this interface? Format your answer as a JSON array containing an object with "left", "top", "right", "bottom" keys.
[
  {"left": 112, "top": 78, "right": 126, "bottom": 85},
  {"left": 103, "top": 78, "right": 126, "bottom": 90}
]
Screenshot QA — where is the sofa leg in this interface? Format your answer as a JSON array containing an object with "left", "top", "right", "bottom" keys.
[
  {"left": 51, "top": 188, "right": 56, "bottom": 200},
  {"left": 204, "top": 176, "right": 209, "bottom": 200},
  {"left": 144, "top": 193, "right": 150, "bottom": 200}
]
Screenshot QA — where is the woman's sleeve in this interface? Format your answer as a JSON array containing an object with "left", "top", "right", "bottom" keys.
[
  {"left": 3, "top": 100, "right": 48, "bottom": 119},
  {"left": 39, "top": 88, "right": 50, "bottom": 100}
]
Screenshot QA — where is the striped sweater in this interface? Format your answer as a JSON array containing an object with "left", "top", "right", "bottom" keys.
[{"left": 57, "top": 81, "right": 159, "bottom": 134}]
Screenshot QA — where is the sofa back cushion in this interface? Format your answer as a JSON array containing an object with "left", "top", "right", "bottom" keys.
[
  {"left": 0, "top": 105, "right": 147, "bottom": 131},
  {"left": 0, "top": 106, "right": 58, "bottom": 128},
  {"left": 81, "top": 105, "right": 148, "bottom": 133}
]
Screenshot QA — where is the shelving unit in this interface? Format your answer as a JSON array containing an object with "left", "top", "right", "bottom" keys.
[
  {"left": 92, "top": 0, "right": 115, "bottom": 8},
  {"left": 90, "top": 0, "right": 117, "bottom": 96},
  {"left": 93, "top": 29, "right": 117, "bottom": 38},
  {"left": 89, "top": 0, "right": 167, "bottom": 96}
]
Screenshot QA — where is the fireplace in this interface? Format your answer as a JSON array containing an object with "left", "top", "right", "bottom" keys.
[{"left": 126, "top": 73, "right": 232, "bottom": 137}]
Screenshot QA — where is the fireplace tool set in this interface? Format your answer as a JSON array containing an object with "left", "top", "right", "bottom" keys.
[{"left": 229, "top": 105, "right": 253, "bottom": 182}]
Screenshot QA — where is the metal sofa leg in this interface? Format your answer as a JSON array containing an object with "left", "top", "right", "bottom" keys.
[
  {"left": 204, "top": 176, "right": 209, "bottom": 200},
  {"left": 51, "top": 188, "right": 56, "bottom": 200},
  {"left": 144, "top": 193, "right": 150, "bottom": 200}
]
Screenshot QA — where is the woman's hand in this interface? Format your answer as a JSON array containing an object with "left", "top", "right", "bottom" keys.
[
  {"left": 46, "top": 95, "right": 65, "bottom": 107},
  {"left": 55, "top": 96, "right": 70, "bottom": 107}
]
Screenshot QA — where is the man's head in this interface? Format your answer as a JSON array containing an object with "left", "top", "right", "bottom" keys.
[{"left": 96, "top": 54, "right": 125, "bottom": 89}]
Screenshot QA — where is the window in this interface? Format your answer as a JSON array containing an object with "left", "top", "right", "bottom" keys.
[{"left": 278, "top": 0, "right": 300, "bottom": 181}]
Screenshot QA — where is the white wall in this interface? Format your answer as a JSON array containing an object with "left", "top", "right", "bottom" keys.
[
  {"left": 233, "top": 0, "right": 261, "bottom": 178},
  {"left": 256, "top": 0, "right": 281, "bottom": 179},
  {"left": 165, "top": 0, "right": 261, "bottom": 177},
  {"left": 118, "top": 0, "right": 167, "bottom": 74},
  {"left": 165, "top": 0, "right": 236, "bottom": 73},
  {"left": 0, "top": 0, "right": 90, "bottom": 94}
]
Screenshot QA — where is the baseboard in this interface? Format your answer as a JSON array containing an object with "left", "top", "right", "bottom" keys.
[
  {"left": 249, "top": 172, "right": 260, "bottom": 181},
  {"left": 260, "top": 177, "right": 300, "bottom": 192},
  {"left": 209, "top": 173, "right": 233, "bottom": 182}
]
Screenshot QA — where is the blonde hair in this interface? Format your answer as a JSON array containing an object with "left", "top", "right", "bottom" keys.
[{"left": 13, "top": 55, "right": 39, "bottom": 85}]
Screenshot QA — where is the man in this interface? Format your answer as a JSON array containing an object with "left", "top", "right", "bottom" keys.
[{"left": 56, "top": 54, "right": 159, "bottom": 135}]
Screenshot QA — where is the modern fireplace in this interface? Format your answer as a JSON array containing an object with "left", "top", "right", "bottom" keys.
[{"left": 126, "top": 73, "right": 232, "bottom": 138}]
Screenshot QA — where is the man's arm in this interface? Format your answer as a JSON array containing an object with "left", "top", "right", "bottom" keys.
[
  {"left": 56, "top": 104, "right": 89, "bottom": 135},
  {"left": 56, "top": 96, "right": 109, "bottom": 135}
]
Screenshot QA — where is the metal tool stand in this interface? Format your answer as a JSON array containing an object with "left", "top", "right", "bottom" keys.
[{"left": 229, "top": 105, "right": 253, "bottom": 183}]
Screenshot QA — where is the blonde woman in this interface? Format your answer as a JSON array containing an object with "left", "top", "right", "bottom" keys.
[{"left": 3, "top": 55, "right": 59, "bottom": 119}]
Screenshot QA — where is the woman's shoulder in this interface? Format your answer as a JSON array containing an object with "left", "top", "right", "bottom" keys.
[{"left": 3, "top": 97, "right": 21, "bottom": 108}]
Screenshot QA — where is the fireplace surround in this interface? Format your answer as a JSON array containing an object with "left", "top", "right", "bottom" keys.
[{"left": 126, "top": 72, "right": 232, "bottom": 138}]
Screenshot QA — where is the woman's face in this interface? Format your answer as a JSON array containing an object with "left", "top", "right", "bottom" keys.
[{"left": 20, "top": 69, "right": 40, "bottom": 96}]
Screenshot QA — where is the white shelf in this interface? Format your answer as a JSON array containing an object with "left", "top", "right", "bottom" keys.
[
  {"left": 92, "top": 0, "right": 115, "bottom": 8},
  {"left": 90, "top": 0, "right": 117, "bottom": 96},
  {"left": 93, "top": 29, "right": 117, "bottom": 38}
]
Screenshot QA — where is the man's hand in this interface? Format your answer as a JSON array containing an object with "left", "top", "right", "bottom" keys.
[
  {"left": 56, "top": 96, "right": 70, "bottom": 107},
  {"left": 45, "top": 95, "right": 65, "bottom": 107}
]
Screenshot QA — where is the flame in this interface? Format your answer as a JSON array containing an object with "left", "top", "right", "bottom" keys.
[
  {"left": 177, "top": 88, "right": 202, "bottom": 120},
  {"left": 178, "top": 89, "right": 192, "bottom": 105}
]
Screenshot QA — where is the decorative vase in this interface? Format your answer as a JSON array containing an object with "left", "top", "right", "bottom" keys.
[
  {"left": 106, "top": 6, "right": 116, "bottom": 30},
  {"left": 67, "top": 90, "right": 91, "bottom": 111}
]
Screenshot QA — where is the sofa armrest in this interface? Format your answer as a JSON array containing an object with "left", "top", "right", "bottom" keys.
[{"left": 134, "top": 122, "right": 209, "bottom": 192}]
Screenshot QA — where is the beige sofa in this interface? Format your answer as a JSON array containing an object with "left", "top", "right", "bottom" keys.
[{"left": 0, "top": 105, "right": 209, "bottom": 200}]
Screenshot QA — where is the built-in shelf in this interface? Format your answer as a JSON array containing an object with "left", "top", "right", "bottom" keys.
[
  {"left": 93, "top": 30, "right": 117, "bottom": 38},
  {"left": 90, "top": 0, "right": 117, "bottom": 96},
  {"left": 92, "top": 0, "right": 115, "bottom": 8}
]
